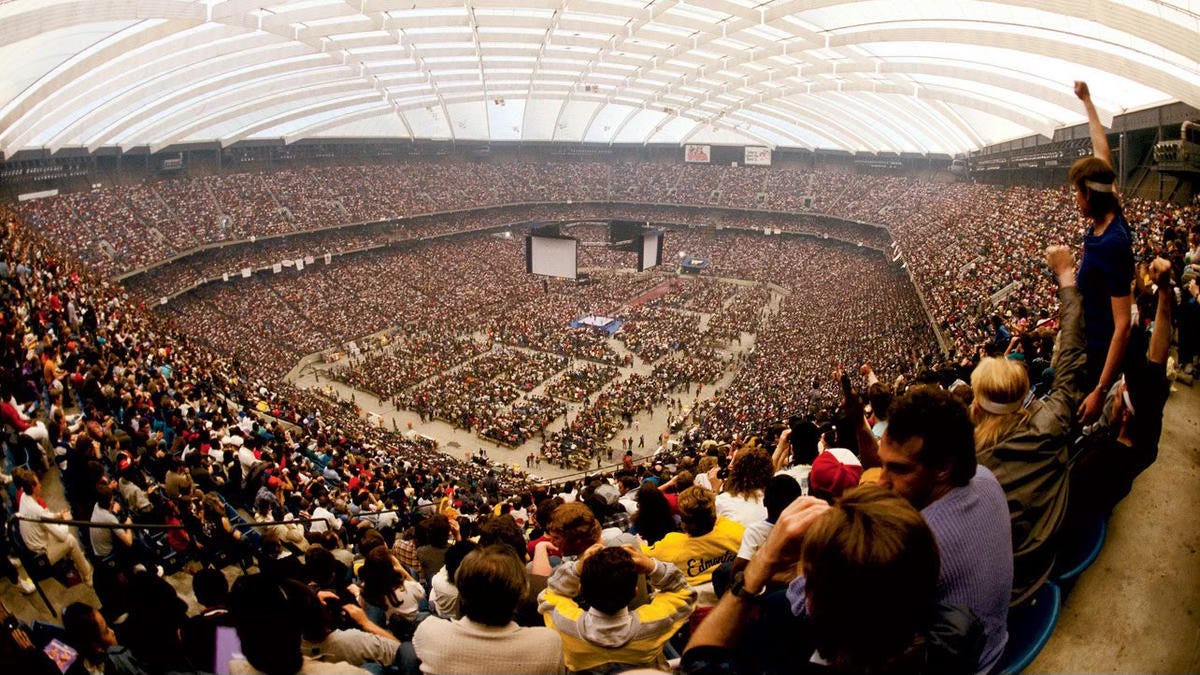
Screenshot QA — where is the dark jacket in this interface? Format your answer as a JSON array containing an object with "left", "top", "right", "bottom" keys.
[{"left": 976, "top": 286, "right": 1087, "bottom": 601}]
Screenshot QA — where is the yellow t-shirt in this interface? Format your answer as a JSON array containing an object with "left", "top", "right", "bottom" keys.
[{"left": 643, "top": 516, "right": 744, "bottom": 586}]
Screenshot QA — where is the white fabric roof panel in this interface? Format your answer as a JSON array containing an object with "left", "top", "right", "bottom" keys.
[{"left": 1, "top": 0, "right": 1197, "bottom": 157}]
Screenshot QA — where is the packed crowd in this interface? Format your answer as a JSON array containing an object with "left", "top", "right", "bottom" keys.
[
  {"left": 396, "top": 348, "right": 568, "bottom": 432},
  {"left": 617, "top": 305, "right": 704, "bottom": 364},
  {"left": 542, "top": 364, "right": 620, "bottom": 403},
  {"left": 17, "top": 162, "right": 903, "bottom": 277},
  {"left": 2, "top": 136, "right": 1196, "bottom": 675}
]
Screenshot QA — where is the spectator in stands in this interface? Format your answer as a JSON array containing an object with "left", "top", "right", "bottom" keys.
[
  {"left": 416, "top": 514, "right": 454, "bottom": 583},
  {"left": 807, "top": 448, "right": 864, "bottom": 503},
  {"left": 182, "top": 567, "right": 234, "bottom": 673},
  {"left": 413, "top": 545, "right": 564, "bottom": 674},
  {"left": 534, "top": 502, "right": 601, "bottom": 569},
  {"left": 643, "top": 486, "right": 743, "bottom": 606},
  {"left": 972, "top": 245, "right": 1085, "bottom": 602},
  {"left": 684, "top": 486, "right": 984, "bottom": 675},
  {"left": 358, "top": 545, "right": 426, "bottom": 639},
  {"left": 295, "top": 582, "right": 401, "bottom": 671},
  {"left": 13, "top": 467, "right": 93, "bottom": 586},
  {"left": 874, "top": 387, "right": 1011, "bottom": 674},
  {"left": 715, "top": 445, "right": 772, "bottom": 526},
  {"left": 88, "top": 483, "right": 134, "bottom": 562},
  {"left": 539, "top": 543, "right": 696, "bottom": 673},
  {"left": 771, "top": 423, "right": 820, "bottom": 491},
  {"left": 229, "top": 573, "right": 370, "bottom": 675},
  {"left": 61, "top": 602, "right": 141, "bottom": 675},
  {"left": 429, "top": 540, "right": 477, "bottom": 619},
  {"left": 732, "top": 474, "right": 803, "bottom": 575},
  {"left": 629, "top": 484, "right": 678, "bottom": 545},
  {"left": 1070, "top": 258, "right": 1176, "bottom": 519},
  {"left": 1071, "top": 81, "right": 1134, "bottom": 423},
  {"left": 118, "top": 571, "right": 195, "bottom": 673}
]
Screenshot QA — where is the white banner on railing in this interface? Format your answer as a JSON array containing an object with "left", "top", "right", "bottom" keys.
[{"left": 18, "top": 189, "right": 59, "bottom": 202}]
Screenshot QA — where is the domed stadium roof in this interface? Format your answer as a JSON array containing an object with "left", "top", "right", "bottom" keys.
[{"left": 2, "top": 0, "right": 1197, "bottom": 157}]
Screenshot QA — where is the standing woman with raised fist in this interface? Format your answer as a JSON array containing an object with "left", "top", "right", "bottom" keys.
[{"left": 1070, "top": 81, "right": 1134, "bottom": 425}]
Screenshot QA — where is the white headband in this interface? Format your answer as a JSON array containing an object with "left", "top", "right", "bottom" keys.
[
  {"left": 976, "top": 396, "right": 1023, "bottom": 415},
  {"left": 1084, "top": 180, "right": 1114, "bottom": 193}
]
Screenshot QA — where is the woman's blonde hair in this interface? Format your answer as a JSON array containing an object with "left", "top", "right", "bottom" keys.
[{"left": 970, "top": 357, "right": 1032, "bottom": 450}]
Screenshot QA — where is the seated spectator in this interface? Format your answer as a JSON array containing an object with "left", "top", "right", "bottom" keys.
[
  {"left": 807, "top": 448, "right": 863, "bottom": 503},
  {"left": 117, "top": 571, "right": 196, "bottom": 673},
  {"left": 875, "top": 387, "right": 1011, "bottom": 674},
  {"left": 533, "top": 502, "right": 602, "bottom": 572},
  {"left": 430, "top": 540, "right": 478, "bottom": 619},
  {"left": 715, "top": 445, "right": 772, "bottom": 526},
  {"left": 643, "top": 486, "right": 743, "bottom": 606},
  {"left": 88, "top": 483, "right": 134, "bottom": 562},
  {"left": 972, "top": 245, "right": 1085, "bottom": 602},
  {"left": 182, "top": 567, "right": 235, "bottom": 673},
  {"left": 684, "top": 486, "right": 984, "bottom": 675},
  {"left": 13, "top": 467, "right": 93, "bottom": 586},
  {"left": 733, "top": 474, "right": 803, "bottom": 574},
  {"left": 772, "top": 422, "right": 821, "bottom": 491},
  {"left": 417, "top": 515, "right": 454, "bottom": 583},
  {"left": 539, "top": 543, "right": 697, "bottom": 673},
  {"left": 413, "top": 545, "right": 564, "bottom": 674},
  {"left": 629, "top": 484, "right": 678, "bottom": 546},
  {"left": 358, "top": 545, "right": 426, "bottom": 639},
  {"left": 228, "top": 573, "right": 369, "bottom": 675},
  {"left": 61, "top": 602, "right": 142, "bottom": 675},
  {"left": 295, "top": 582, "right": 401, "bottom": 671}
]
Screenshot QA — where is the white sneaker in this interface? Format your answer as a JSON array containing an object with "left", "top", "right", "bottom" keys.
[{"left": 17, "top": 576, "right": 36, "bottom": 594}]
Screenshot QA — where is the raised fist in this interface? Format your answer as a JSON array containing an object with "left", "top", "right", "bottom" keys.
[
  {"left": 1073, "top": 81, "right": 1090, "bottom": 101},
  {"left": 1045, "top": 245, "right": 1074, "bottom": 276}
]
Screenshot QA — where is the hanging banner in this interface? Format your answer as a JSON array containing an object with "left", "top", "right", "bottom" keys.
[
  {"left": 272, "top": 263, "right": 282, "bottom": 274},
  {"left": 241, "top": 268, "right": 252, "bottom": 278},
  {"left": 304, "top": 255, "right": 315, "bottom": 266},
  {"left": 222, "top": 273, "right": 229, "bottom": 282},
  {"left": 744, "top": 146, "right": 772, "bottom": 166},
  {"left": 685, "top": 144, "right": 711, "bottom": 163},
  {"left": 324, "top": 253, "right": 333, "bottom": 264},
  {"left": 295, "top": 258, "right": 305, "bottom": 271}
]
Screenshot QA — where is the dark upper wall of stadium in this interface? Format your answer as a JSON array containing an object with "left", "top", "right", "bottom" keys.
[{"left": 967, "top": 101, "right": 1199, "bottom": 203}]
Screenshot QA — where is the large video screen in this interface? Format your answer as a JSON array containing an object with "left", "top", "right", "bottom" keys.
[
  {"left": 638, "top": 232, "right": 663, "bottom": 272},
  {"left": 526, "top": 235, "right": 578, "bottom": 279}
]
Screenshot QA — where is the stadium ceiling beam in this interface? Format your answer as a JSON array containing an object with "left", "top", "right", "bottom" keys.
[
  {"left": 34, "top": 40, "right": 1071, "bottom": 154},
  {"left": 190, "top": 92, "right": 387, "bottom": 152},
  {"left": 741, "top": 98, "right": 893, "bottom": 153},
  {"left": 245, "top": 89, "right": 766, "bottom": 150},
  {"left": 823, "top": 27, "right": 1200, "bottom": 111},
  {"left": 11, "top": 22, "right": 258, "bottom": 138},
  {"left": 279, "top": 103, "right": 414, "bottom": 144},
  {"left": 80, "top": 53, "right": 341, "bottom": 152},
  {"left": 766, "top": 80, "right": 1060, "bottom": 140},
  {"left": 73, "top": 60, "right": 343, "bottom": 153},
  {"left": 141, "top": 81, "right": 370, "bottom": 152},
  {"left": 0, "top": 18, "right": 205, "bottom": 150},
  {"left": 722, "top": 113, "right": 818, "bottom": 151},
  {"left": 104, "top": 53, "right": 1059, "bottom": 155},
  {"left": 759, "top": 0, "right": 1200, "bottom": 64}
]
